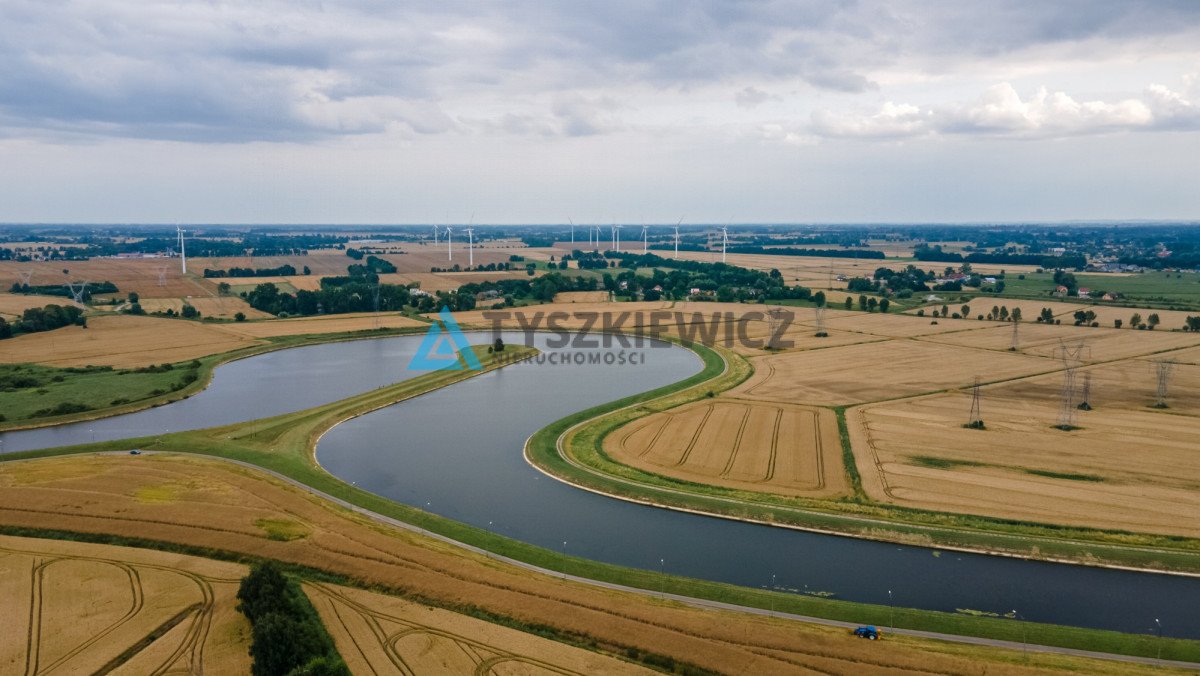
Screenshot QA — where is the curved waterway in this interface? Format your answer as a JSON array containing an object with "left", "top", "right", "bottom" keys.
[{"left": 4, "top": 333, "right": 1199, "bottom": 637}]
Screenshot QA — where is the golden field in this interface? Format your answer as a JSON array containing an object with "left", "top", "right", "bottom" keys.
[
  {"left": 307, "top": 582, "right": 653, "bottom": 675},
  {"left": 606, "top": 399, "right": 847, "bottom": 497},
  {"left": 0, "top": 534, "right": 250, "bottom": 675},
  {"left": 0, "top": 452, "right": 1109, "bottom": 675},
  {"left": 0, "top": 314, "right": 259, "bottom": 367}
]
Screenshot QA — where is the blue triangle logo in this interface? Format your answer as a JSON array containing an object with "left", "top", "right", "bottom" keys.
[{"left": 408, "top": 306, "right": 482, "bottom": 371}]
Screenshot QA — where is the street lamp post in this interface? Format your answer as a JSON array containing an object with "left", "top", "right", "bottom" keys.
[
  {"left": 770, "top": 574, "right": 776, "bottom": 615},
  {"left": 659, "top": 558, "right": 665, "bottom": 598},
  {"left": 1013, "top": 610, "right": 1027, "bottom": 660},
  {"left": 1156, "top": 618, "right": 1163, "bottom": 660},
  {"left": 561, "top": 541, "right": 568, "bottom": 578},
  {"left": 888, "top": 589, "right": 894, "bottom": 628}
]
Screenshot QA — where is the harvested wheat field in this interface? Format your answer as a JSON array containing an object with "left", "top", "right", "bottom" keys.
[
  {"left": 850, "top": 356, "right": 1200, "bottom": 536},
  {"left": 812, "top": 311, "right": 1007, "bottom": 338},
  {"left": 0, "top": 534, "right": 249, "bottom": 675},
  {"left": 448, "top": 301, "right": 674, "bottom": 330},
  {"left": 554, "top": 290, "right": 611, "bottom": 303},
  {"left": 232, "top": 274, "right": 325, "bottom": 291},
  {"left": 606, "top": 399, "right": 847, "bottom": 497},
  {"left": 306, "top": 582, "right": 652, "bottom": 675},
  {"left": 921, "top": 322, "right": 1200, "bottom": 361},
  {"left": 0, "top": 314, "right": 259, "bottom": 367},
  {"left": 217, "top": 312, "right": 428, "bottom": 338},
  {"left": 0, "top": 452, "right": 1097, "bottom": 675},
  {"left": 184, "top": 296, "right": 274, "bottom": 319},
  {"left": 732, "top": 340, "right": 1055, "bottom": 406},
  {"left": 657, "top": 251, "right": 1040, "bottom": 281},
  {"left": 0, "top": 259, "right": 209, "bottom": 298},
  {"left": 0, "top": 293, "right": 84, "bottom": 318}
]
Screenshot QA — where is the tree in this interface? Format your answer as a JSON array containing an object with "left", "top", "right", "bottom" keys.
[
  {"left": 941, "top": 304, "right": 949, "bottom": 317},
  {"left": 867, "top": 297, "right": 878, "bottom": 311},
  {"left": 1148, "top": 313, "right": 1160, "bottom": 330},
  {"left": 858, "top": 295, "right": 868, "bottom": 311},
  {"left": 217, "top": 282, "right": 231, "bottom": 296},
  {"left": 1011, "top": 307, "right": 1022, "bottom": 322},
  {"left": 128, "top": 291, "right": 140, "bottom": 304},
  {"left": 1130, "top": 312, "right": 1142, "bottom": 328},
  {"left": 234, "top": 312, "right": 246, "bottom": 322},
  {"left": 1039, "top": 307, "right": 1055, "bottom": 323},
  {"left": 0, "top": 317, "right": 10, "bottom": 339},
  {"left": 844, "top": 297, "right": 853, "bottom": 310},
  {"left": 181, "top": 304, "right": 199, "bottom": 318},
  {"left": 961, "top": 305, "right": 970, "bottom": 317},
  {"left": 493, "top": 337, "right": 505, "bottom": 352},
  {"left": 813, "top": 290, "right": 826, "bottom": 307},
  {"left": 879, "top": 298, "right": 890, "bottom": 313},
  {"left": 1114, "top": 318, "right": 1123, "bottom": 329}
]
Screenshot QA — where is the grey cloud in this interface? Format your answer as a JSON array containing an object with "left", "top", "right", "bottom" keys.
[{"left": 1, "top": 1, "right": 1198, "bottom": 143}]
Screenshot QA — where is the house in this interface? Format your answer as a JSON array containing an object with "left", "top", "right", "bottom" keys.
[
  {"left": 983, "top": 277, "right": 997, "bottom": 284},
  {"left": 475, "top": 289, "right": 500, "bottom": 301},
  {"left": 1102, "top": 293, "right": 1117, "bottom": 301},
  {"left": 1054, "top": 285, "right": 1069, "bottom": 297},
  {"left": 1077, "top": 288, "right": 1091, "bottom": 299},
  {"left": 689, "top": 287, "right": 702, "bottom": 295}
]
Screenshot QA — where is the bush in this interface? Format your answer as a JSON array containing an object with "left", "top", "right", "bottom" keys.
[
  {"left": 237, "top": 563, "right": 348, "bottom": 676},
  {"left": 235, "top": 312, "right": 246, "bottom": 322}
]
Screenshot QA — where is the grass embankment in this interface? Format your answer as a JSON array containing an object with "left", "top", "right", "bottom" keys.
[
  {"left": 0, "top": 324, "right": 429, "bottom": 431},
  {"left": 3, "top": 342, "right": 1200, "bottom": 663}
]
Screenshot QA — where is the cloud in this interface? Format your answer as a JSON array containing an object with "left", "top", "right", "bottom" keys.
[
  {"left": 0, "top": 1, "right": 1198, "bottom": 144},
  {"left": 734, "top": 86, "right": 775, "bottom": 109},
  {"left": 812, "top": 82, "right": 1200, "bottom": 139}
]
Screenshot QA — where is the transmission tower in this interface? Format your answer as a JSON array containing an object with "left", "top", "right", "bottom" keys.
[
  {"left": 1154, "top": 359, "right": 1175, "bottom": 408},
  {"left": 1077, "top": 371, "right": 1093, "bottom": 410},
  {"left": 813, "top": 305, "right": 828, "bottom": 337},
  {"left": 157, "top": 264, "right": 168, "bottom": 287},
  {"left": 17, "top": 270, "right": 33, "bottom": 289},
  {"left": 1009, "top": 320, "right": 1020, "bottom": 351},
  {"left": 1054, "top": 339, "right": 1089, "bottom": 429},
  {"left": 65, "top": 280, "right": 89, "bottom": 304},
  {"left": 765, "top": 307, "right": 791, "bottom": 349},
  {"left": 965, "top": 377, "right": 984, "bottom": 429}
]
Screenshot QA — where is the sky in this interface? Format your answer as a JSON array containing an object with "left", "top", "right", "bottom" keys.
[{"left": 1, "top": 0, "right": 1198, "bottom": 225}]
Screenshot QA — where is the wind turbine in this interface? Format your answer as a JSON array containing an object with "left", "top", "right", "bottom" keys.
[
  {"left": 641, "top": 225, "right": 649, "bottom": 255},
  {"left": 446, "top": 227, "right": 453, "bottom": 261},
  {"left": 465, "top": 227, "right": 475, "bottom": 267},
  {"left": 175, "top": 225, "right": 188, "bottom": 274},
  {"left": 594, "top": 225, "right": 602, "bottom": 252},
  {"left": 612, "top": 224, "right": 622, "bottom": 252},
  {"left": 568, "top": 218, "right": 575, "bottom": 245},
  {"left": 720, "top": 226, "right": 729, "bottom": 264},
  {"left": 673, "top": 220, "right": 682, "bottom": 259},
  {"left": 432, "top": 225, "right": 439, "bottom": 246}
]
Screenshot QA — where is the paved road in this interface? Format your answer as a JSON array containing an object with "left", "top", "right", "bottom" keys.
[{"left": 72, "top": 450, "right": 1195, "bottom": 671}]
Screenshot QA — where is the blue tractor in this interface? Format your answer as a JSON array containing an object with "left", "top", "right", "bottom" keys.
[{"left": 852, "top": 625, "right": 881, "bottom": 640}]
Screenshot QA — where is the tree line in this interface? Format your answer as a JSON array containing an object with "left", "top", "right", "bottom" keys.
[{"left": 0, "top": 304, "right": 86, "bottom": 340}]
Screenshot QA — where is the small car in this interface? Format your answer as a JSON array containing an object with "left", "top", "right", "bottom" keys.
[
  {"left": 852, "top": 625, "right": 881, "bottom": 640},
  {"left": 129, "top": 450, "right": 142, "bottom": 455}
]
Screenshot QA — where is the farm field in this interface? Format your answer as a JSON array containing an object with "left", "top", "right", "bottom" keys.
[
  {"left": 0, "top": 258, "right": 209, "bottom": 298},
  {"left": 218, "top": 311, "right": 428, "bottom": 338},
  {"left": 731, "top": 339, "right": 1055, "bottom": 406},
  {"left": 136, "top": 295, "right": 272, "bottom": 319},
  {"left": 0, "top": 293, "right": 84, "bottom": 318},
  {"left": 0, "top": 452, "right": 1103, "bottom": 675},
  {"left": 921, "top": 322, "right": 1200, "bottom": 361},
  {"left": 0, "top": 314, "right": 258, "bottom": 367},
  {"left": 849, "top": 358, "right": 1200, "bottom": 537},
  {"left": 553, "top": 290, "right": 611, "bottom": 303},
  {"left": 306, "top": 582, "right": 653, "bottom": 675},
  {"left": 606, "top": 399, "right": 847, "bottom": 497},
  {"left": 0, "top": 534, "right": 250, "bottom": 675}
]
